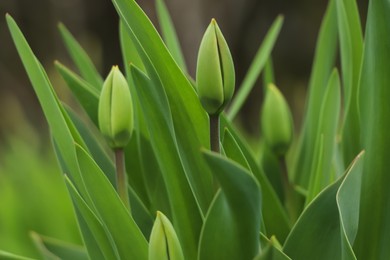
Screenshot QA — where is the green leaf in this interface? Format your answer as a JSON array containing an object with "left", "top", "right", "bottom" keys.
[
  {"left": 30, "top": 232, "right": 88, "bottom": 260},
  {"left": 6, "top": 14, "right": 89, "bottom": 201},
  {"left": 222, "top": 128, "right": 252, "bottom": 172},
  {"left": 291, "top": 0, "right": 338, "bottom": 187},
  {"left": 75, "top": 144, "right": 148, "bottom": 259},
  {"left": 0, "top": 250, "right": 35, "bottom": 260},
  {"left": 221, "top": 116, "right": 291, "bottom": 242},
  {"left": 227, "top": 15, "right": 284, "bottom": 120},
  {"left": 354, "top": 0, "right": 390, "bottom": 258},
  {"left": 156, "top": 0, "right": 187, "bottom": 72},
  {"left": 306, "top": 69, "right": 341, "bottom": 204},
  {"left": 55, "top": 61, "right": 100, "bottom": 125},
  {"left": 263, "top": 57, "right": 276, "bottom": 88},
  {"left": 283, "top": 152, "right": 364, "bottom": 260},
  {"left": 199, "top": 151, "right": 262, "bottom": 260},
  {"left": 64, "top": 176, "right": 119, "bottom": 260},
  {"left": 130, "top": 65, "right": 202, "bottom": 259},
  {"left": 336, "top": 0, "right": 364, "bottom": 165},
  {"left": 113, "top": 0, "right": 214, "bottom": 215},
  {"left": 58, "top": 23, "right": 103, "bottom": 89}
]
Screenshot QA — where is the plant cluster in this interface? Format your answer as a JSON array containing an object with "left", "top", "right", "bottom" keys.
[{"left": 3, "top": 0, "right": 390, "bottom": 259}]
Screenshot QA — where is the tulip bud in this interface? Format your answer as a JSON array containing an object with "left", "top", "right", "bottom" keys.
[
  {"left": 149, "top": 211, "right": 184, "bottom": 260},
  {"left": 261, "top": 84, "right": 293, "bottom": 156},
  {"left": 196, "top": 19, "right": 235, "bottom": 115},
  {"left": 98, "top": 66, "right": 134, "bottom": 149}
]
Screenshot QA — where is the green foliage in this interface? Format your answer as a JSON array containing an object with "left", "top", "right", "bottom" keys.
[{"left": 4, "top": 0, "right": 390, "bottom": 258}]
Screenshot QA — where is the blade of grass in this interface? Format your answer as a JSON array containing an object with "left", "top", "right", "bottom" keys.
[{"left": 227, "top": 15, "right": 283, "bottom": 120}]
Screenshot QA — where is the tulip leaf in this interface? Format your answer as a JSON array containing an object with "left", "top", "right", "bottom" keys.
[
  {"left": 227, "top": 15, "right": 283, "bottom": 120},
  {"left": 55, "top": 61, "right": 100, "bottom": 126},
  {"left": 199, "top": 151, "right": 262, "bottom": 260},
  {"left": 291, "top": 0, "right": 338, "bottom": 187},
  {"left": 64, "top": 176, "right": 119, "bottom": 260},
  {"left": 58, "top": 23, "right": 103, "bottom": 90},
  {"left": 30, "top": 232, "right": 89, "bottom": 260},
  {"left": 130, "top": 65, "right": 202, "bottom": 259},
  {"left": 221, "top": 116, "right": 290, "bottom": 242},
  {"left": 222, "top": 128, "right": 252, "bottom": 172},
  {"left": 354, "top": 0, "right": 390, "bottom": 258},
  {"left": 156, "top": 0, "right": 187, "bottom": 73},
  {"left": 283, "top": 151, "right": 364, "bottom": 260},
  {"left": 306, "top": 69, "right": 341, "bottom": 204},
  {"left": 336, "top": 0, "right": 363, "bottom": 165},
  {"left": 75, "top": 144, "right": 148, "bottom": 259}
]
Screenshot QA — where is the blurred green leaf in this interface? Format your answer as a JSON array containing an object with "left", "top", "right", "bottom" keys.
[
  {"left": 222, "top": 128, "right": 252, "bottom": 172},
  {"left": 55, "top": 61, "right": 100, "bottom": 126},
  {"left": 0, "top": 250, "right": 35, "bottom": 260},
  {"left": 227, "top": 15, "right": 283, "bottom": 120},
  {"left": 58, "top": 23, "right": 103, "bottom": 89},
  {"left": 156, "top": 0, "right": 187, "bottom": 72},
  {"left": 31, "top": 232, "right": 88, "bottom": 260},
  {"left": 263, "top": 57, "right": 276, "bottom": 88},
  {"left": 255, "top": 236, "right": 291, "bottom": 260},
  {"left": 306, "top": 69, "right": 341, "bottom": 204},
  {"left": 291, "top": 0, "right": 338, "bottom": 187},
  {"left": 354, "top": 0, "right": 390, "bottom": 258},
  {"left": 130, "top": 65, "right": 202, "bottom": 259},
  {"left": 199, "top": 151, "right": 262, "bottom": 260},
  {"left": 284, "top": 152, "right": 364, "bottom": 260}
]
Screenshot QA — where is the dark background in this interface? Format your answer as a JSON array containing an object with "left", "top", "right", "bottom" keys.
[{"left": 0, "top": 0, "right": 368, "bottom": 140}]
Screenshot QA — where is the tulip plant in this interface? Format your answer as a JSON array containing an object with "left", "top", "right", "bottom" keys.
[{"left": 3, "top": 0, "right": 390, "bottom": 259}]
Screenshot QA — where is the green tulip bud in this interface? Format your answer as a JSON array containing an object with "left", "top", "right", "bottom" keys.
[
  {"left": 261, "top": 84, "right": 293, "bottom": 156},
  {"left": 149, "top": 211, "right": 184, "bottom": 260},
  {"left": 98, "top": 66, "right": 134, "bottom": 149},
  {"left": 196, "top": 19, "right": 235, "bottom": 115}
]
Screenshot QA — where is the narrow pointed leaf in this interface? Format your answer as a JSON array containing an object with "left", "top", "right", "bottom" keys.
[
  {"left": 227, "top": 15, "right": 283, "bottom": 120},
  {"left": 156, "top": 0, "right": 187, "bottom": 72},
  {"left": 291, "top": 0, "right": 338, "bottom": 187},
  {"left": 55, "top": 61, "right": 100, "bottom": 125},
  {"left": 58, "top": 23, "right": 103, "bottom": 89}
]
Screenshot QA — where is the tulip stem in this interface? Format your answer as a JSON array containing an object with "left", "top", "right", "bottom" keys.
[
  {"left": 210, "top": 114, "right": 220, "bottom": 153},
  {"left": 115, "top": 148, "right": 131, "bottom": 213}
]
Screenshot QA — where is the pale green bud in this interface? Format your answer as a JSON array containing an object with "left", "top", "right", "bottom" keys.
[
  {"left": 261, "top": 84, "right": 293, "bottom": 156},
  {"left": 196, "top": 19, "right": 235, "bottom": 115},
  {"left": 149, "top": 211, "right": 184, "bottom": 260},
  {"left": 98, "top": 66, "right": 134, "bottom": 149}
]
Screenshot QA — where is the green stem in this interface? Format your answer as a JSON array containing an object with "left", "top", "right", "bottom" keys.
[
  {"left": 209, "top": 114, "right": 220, "bottom": 153},
  {"left": 115, "top": 148, "right": 131, "bottom": 212}
]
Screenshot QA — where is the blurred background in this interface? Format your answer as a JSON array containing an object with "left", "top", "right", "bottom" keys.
[{"left": 0, "top": 0, "right": 367, "bottom": 258}]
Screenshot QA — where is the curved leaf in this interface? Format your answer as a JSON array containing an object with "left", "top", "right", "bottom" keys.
[{"left": 199, "top": 151, "right": 262, "bottom": 260}]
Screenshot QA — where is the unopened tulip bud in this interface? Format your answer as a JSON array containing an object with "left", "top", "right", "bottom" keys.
[
  {"left": 98, "top": 66, "right": 134, "bottom": 149},
  {"left": 196, "top": 19, "right": 235, "bottom": 115},
  {"left": 261, "top": 84, "right": 293, "bottom": 156},
  {"left": 149, "top": 211, "right": 184, "bottom": 260}
]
